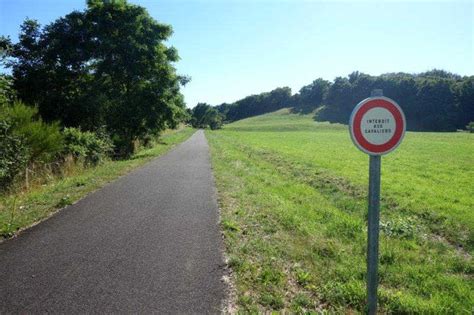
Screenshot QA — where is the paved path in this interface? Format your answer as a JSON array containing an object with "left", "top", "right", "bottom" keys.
[{"left": 0, "top": 130, "right": 226, "bottom": 314}]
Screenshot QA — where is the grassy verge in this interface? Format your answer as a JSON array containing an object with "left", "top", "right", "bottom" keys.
[
  {"left": 206, "top": 110, "right": 473, "bottom": 313},
  {"left": 0, "top": 127, "right": 195, "bottom": 239}
]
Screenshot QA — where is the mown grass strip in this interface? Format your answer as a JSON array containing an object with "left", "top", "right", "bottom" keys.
[{"left": 0, "top": 128, "right": 195, "bottom": 239}]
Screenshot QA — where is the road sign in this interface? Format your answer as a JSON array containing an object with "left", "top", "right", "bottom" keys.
[
  {"left": 349, "top": 96, "right": 406, "bottom": 156},
  {"left": 349, "top": 91, "right": 406, "bottom": 315}
]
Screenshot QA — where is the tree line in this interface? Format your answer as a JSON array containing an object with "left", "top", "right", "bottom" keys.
[
  {"left": 0, "top": 0, "right": 188, "bottom": 191},
  {"left": 199, "top": 70, "right": 473, "bottom": 132},
  {"left": 1, "top": 0, "right": 188, "bottom": 155}
]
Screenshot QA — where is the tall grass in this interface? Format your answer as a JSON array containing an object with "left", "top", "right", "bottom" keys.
[{"left": 0, "top": 127, "right": 195, "bottom": 238}]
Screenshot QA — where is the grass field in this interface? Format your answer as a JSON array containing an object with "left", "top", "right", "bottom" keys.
[
  {"left": 206, "top": 109, "right": 473, "bottom": 313},
  {"left": 0, "top": 127, "right": 195, "bottom": 239}
]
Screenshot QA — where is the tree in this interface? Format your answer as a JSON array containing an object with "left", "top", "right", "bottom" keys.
[
  {"left": 293, "top": 78, "right": 331, "bottom": 113},
  {"left": 456, "top": 76, "right": 474, "bottom": 129},
  {"left": 314, "top": 70, "right": 470, "bottom": 131},
  {"left": 467, "top": 122, "right": 474, "bottom": 133},
  {"left": 0, "top": 75, "right": 16, "bottom": 106},
  {"left": 2, "top": 0, "right": 188, "bottom": 155},
  {"left": 415, "top": 79, "right": 457, "bottom": 131},
  {"left": 225, "top": 87, "right": 292, "bottom": 122},
  {"left": 191, "top": 103, "right": 223, "bottom": 129},
  {"left": 317, "top": 76, "right": 352, "bottom": 123}
]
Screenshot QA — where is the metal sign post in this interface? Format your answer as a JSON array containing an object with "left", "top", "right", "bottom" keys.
[
  {"left": 367, "top": 153, "right": 381, "bottom": 314},
  {"left": 349, "top": 89, "right": 406, "bottom": 314}
]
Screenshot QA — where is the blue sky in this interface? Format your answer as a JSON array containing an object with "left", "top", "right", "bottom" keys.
[{"left": 1, "top": 0, "right": 473, "bottom": 107}]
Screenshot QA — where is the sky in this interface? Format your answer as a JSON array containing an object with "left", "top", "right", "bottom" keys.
[{"left": 1, "top": 0, "right": 473, "bottom": 107}]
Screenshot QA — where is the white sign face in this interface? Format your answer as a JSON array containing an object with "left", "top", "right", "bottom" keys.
[
  {"left": 349, "top": 97, "right": 406, "bottom": 155},
  {"left": 360, "top": 107, "right": 396, "bottom": 145}
]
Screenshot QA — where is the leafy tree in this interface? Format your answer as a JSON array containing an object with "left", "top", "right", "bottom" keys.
[
  {"left": 2, "top": 0, "right": 188, "bottom": 155},
  {"left": 314, "top": 71, "right": 472, "bottom": 131},
  {"left": 215, "top": 102, "right": 232, "bottom": 120},
  {"left": 225, "top": 87, "right": 292, "bottom": 122},
  {"left": 317, "top": 77, "right": 352, "bottom": 123},
  {"left": 293, "top": 78, "right": 331, "bottom": 113},
  {"left": 467, "top": 122, "right": 474, "bottom": 133},
  {"left": 207, "top": 111, "right": 223, "bottom": 130},
  {"left": 0, "top": 75, "right": 16, "bottom": 106},
  {"left": 191, "top": 103, "right": 223, "bottom": 129},
  {"left": 418, "top": 69, "right": 461, "bottom": 80},
  {"left": 456, "top": 76, "right": 474, "bottom": 128},
  {"left": 414, "top": 78, "right": 457, "bottom": 131}
]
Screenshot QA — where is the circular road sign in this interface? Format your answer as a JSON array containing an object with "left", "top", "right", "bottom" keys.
[{"left": 349, "top": 96, "right": 406, "bottom": 155}]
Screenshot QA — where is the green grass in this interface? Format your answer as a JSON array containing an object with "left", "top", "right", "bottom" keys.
[
  {"left": 0, "top": 127, "right": 195, "bottom": 238},
  {"left": 206, "top": 109, "right": 473, "bottom": 313}
]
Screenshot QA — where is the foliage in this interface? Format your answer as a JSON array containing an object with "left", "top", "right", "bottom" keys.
[
  {"left": 0, "top": 120, "right": 28, "bottom": 191},
  {"left": 0, "top": 127, "right": 194, "bottom": 238},
  {"left": 63, "top": 127, "right": 114, "bottom": 165},
  {"left": 0, "top": 101, "right": 63, "bottom": 163},
  {"left": 292, "top": 78, "right": 330, "bottom": 114},
  {"left": 467, "top": 122, "right": 474, "bottom": 133},
  {"left": 208, "top": 70, "right": 473, "bottom": 132},
  {"left": 191, "top": 103, "right": 223, "bottom": 129},
  {"left": 456, "top": 77, "right": 474, "bottom": 128},
  {"left": 206, "top": 111, "right": 473, "bottom": 313},
  {"left": 216, "top": 87, "right": 292, "bottom": 122},
  {"left": 0, "top": 75, "right": 16, "bottom": 106},
  {"left": 2, "top": 0, "right": 188, "bottom": 155},
  {"left": 315, "top": 71, "right": 473, "bottom": 132}
]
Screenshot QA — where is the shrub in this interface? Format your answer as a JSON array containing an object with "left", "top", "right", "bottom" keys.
[
  {"left": 467, "top": 121, "right": 474, "bottom": 133},
  {"left": 111, "top": 135, "right": 136, "bottom": 159},
  {"left": 209, "top": 116, "right": 223, "bottom": 130},
  {"left": 0, "top": 120, "right": 28, "bottom": 191},
  {"left": 0, "top": 75, "right": 16, "bottom": 106},
  {"left": 63, "top": 127, "right": 114, "bottom": 165},
  {"left": 1, "top": 101, "right": 64, "bottom": 163}
]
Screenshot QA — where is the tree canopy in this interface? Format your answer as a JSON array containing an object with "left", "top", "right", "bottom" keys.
[
  {"left": 208, "top": 70, "right": 473, "bottom": 132},
  {"left": 190, "top": 103, "right": 223, "bottom": 130},
  {"left": 1, "top": 0, "right": 188, "bottom": 153},
  {"left": 317, "top": 71, "right": 473, "bottom": 131},
  {"left": 216, "top": 87, "right": 292, "bottom": 122}
]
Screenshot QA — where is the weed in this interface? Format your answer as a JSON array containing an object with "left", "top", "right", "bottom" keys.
[
  {"left": 56, "top": 195, "right": 72, "bottom": 208},
  {"left": 295, "top": 268, "right": 312, "bottom": 286},
  {"left": 258, "top": 267, "right": 284, "bottom": 285},
  {"left": 380, "top": 216, "right": 418, "bottom": 239},
  {"left": 292, "top": 293, "right": 312, "bottom": 308},
  {"left": 222, "top": 219, "right": 240, "bottom": 232},
  {"left": 260, "top": 292, "right": 284, "bottom": 309}
]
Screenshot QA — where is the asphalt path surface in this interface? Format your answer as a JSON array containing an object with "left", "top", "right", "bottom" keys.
[{"left": 0, "top": 130, "right": 226, "bottom": 314}]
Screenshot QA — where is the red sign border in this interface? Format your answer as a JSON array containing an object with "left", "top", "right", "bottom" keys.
[{"left": 349, "top": 97, "right": 406, "bottom": 155}]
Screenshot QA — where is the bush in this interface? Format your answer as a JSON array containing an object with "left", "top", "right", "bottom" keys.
[
  {"left": 1, "top": 101, "right": 64, "bottom": 163},
  {"left": 209, "top": 117, "right": 223, "bottom": 130},
  {"left": 0, "top": 120, "right": 28, "bottom": 191},
  {"left": 0, "top": 75, "right": 16, "bottom": 106},
  {"left": 63, "top": 127, "right": 114, "bottom": 165},
  {"left": 467, "top": 122, "right": 474, "bottom": 133}
]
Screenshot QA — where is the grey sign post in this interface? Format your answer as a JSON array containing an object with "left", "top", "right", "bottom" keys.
[
  {"left": 367, "top": 153, "right": 381, "bottom": 314},
  {"left": 349, "top": 89, "right": 406, "bottom": 314}
]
